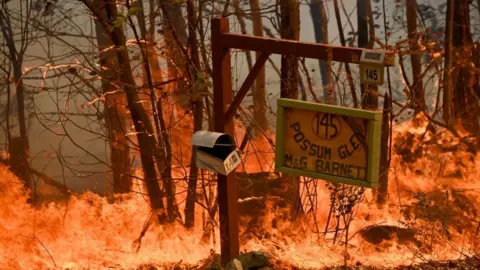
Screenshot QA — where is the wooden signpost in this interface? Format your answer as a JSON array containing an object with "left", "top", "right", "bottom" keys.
[
  {"left": 210, "top": 17, "right": 394, "bottom": 266},
  {"left": 275, "top": 99, "right": 382, "bottom": 188}
]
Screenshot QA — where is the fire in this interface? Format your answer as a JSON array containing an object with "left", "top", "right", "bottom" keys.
[
  {"left": 1, "top": 115, "right": 479, "bottom": 269},
  {"left": 0, "top": 166, "right": 212, "bottom": 269}
]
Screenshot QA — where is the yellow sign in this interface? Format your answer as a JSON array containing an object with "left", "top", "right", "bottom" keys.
[
  {"left": 275, "top": 99, "right": 382, "bottom": 188},
  {"left": 284, "top": 109, "right": 367, "bottom": 180}
]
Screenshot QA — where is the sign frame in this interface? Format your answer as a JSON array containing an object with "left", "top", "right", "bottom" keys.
[{"left": 275, "top": 98, "right": 382, "bottom": 188}]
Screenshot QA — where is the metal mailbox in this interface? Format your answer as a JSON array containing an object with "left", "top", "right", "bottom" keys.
[{"left": 191, "top": 131, "right": 242, "bottom": 175}]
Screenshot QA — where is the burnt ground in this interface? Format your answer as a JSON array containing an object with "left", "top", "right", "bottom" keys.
[
  {"left": 136, "top": 255, "right": 480, "bottom": 270},
  {"left": 326, "top": 257, "right": 480, "bottom": 270}
]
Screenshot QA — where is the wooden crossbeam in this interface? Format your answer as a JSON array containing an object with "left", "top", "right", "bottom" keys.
[
  {"left": 225, "top": 52, "right": 270, "bottom": 122},
  {"left": 219, "top": 33, "right": 395, "bottom": 67}
]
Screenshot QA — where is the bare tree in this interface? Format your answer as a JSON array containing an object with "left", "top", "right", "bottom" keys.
[
  {"left": 333, "top": 0, "right": 356, "bottom": 106},
  {"left": 92, "top": 1, "right": 132, "bottom": 194},
  {"left": 249, "top": 0, "right": 269, "bottom": 133},
  {"left": 451, "top": 0, "right": 479, "bottom": 134},
  {"left": 357, "top": 0, "right": 378, "bottom": 110},
  {"left": 81, "top": 0, "right": 168, "bottom": 221},
  {"left": 309, "top": 0, "right": 330, "bottom": 101},
  {"left": 443, "top": 0, "right": 454, "bottom": 126},
  {"left": 0, "top": 1, "right": 37, "bottom": 188},
  {"left": 158, "top": 0, "right": 189, "bottom": 115},
  {"left": 279, "top": 0, "right": 302, "bottom": 219},
  {"left": 406, "top": 0, "right": 425, "bottom": 113},
  {"left": 184, "top": 0, "right": 203, "bottom": 229}
]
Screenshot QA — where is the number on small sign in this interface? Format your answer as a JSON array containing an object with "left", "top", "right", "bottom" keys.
[{"left": 365, "top": 68, "right": 378, "bottom": 81}]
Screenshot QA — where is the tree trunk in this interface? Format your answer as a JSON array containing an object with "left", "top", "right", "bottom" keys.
[
  {"left": 443, "top": 0, "right": 454, "bottom": 126},
  {"left": 249, "top": 0, "right": 269, "bottom": 133},
  {"left": 357, "top": 0, "right": 368, "bottom": 107},
  {"left": 157, "top": 3, "right": 189, "bottom": 221},
  {"left": 184, "top": 0, "right": 203, "bottom": 229},
  {"left": 406, "top": 0, "right": 425, "bottom": 113},
  {"left": 0, "top": 10, "right": 31, "bottom": 188},
  {"left": 478, "top": 0, "right": 480, "bottom": 18},
  {"left": 333, "top": 0, "right": 357, "bottom": 106},
  {"left": 358, "top": 0, "right": 378, "bottom": 110},
  {"left": 158, "top": 0, "right": 189, "bottom": 113},
  {"left": 279, "top": 0, "right": 302, "bottom": 219},
  {"left": 309, "top": 0, "right": 330, "bottom": 100},
  {"left": 93, "top": 4, "right": 132, "bottom": 194},
  {"left": 135, "top": 0, "right": 180, "bottom": 223},
  {"left": 280, "top": 0, "right": 300, "bottom": 100},
  {"left": 357, "top": 0, "right": 368, "bottom": 50},
  {"left": 101, "top": 0, "right": 167, "bottom": 221},
  {"left": 356, "top": 0, "right": 386, "bottom": 203},
  {"left": 451, "top": 0, "right": 479, "bottom": 134},
  {"left": 377, "top": 93, "right": 390, "bottom": 207}
]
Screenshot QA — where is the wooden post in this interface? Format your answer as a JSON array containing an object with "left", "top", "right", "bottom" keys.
[{"left": 211, "top": 18, "right": 240, "bottom": 266}]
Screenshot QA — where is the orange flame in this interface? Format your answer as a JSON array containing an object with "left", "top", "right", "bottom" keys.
[{"left": 1, "top": 116, "right": 479, "bottom": 269}]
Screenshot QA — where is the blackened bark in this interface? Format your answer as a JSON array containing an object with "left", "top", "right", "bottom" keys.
[
  {"left": 443, "top": 0, "right": 454, "bottom": 126},
  {"left": 249, "top": 0, "right": 269, "bottom": 132},
  {"left": 377, "top": 94, "right": 390, "bottom": 207},
  {"left": 93, "top": 3, "right": 132, "bottom": 194},
  {"left": 279, "top": 0, "right": 302, "bottom": 219},
  {"left": 309, "top": 0, "right": 329, "bottom": 90},
  {"left": 279, "top": 0, "right": 300, "bottom": 99},
  {"left": 333, "top": 0, "right": 357, "bottom": 106},
  {"left": 102, "top": 0, "right": 167, "bottom": 221},
  {"left": 358, "top": 0, "right": 378, "bottom": 109},
  {"left": 452, "top": 0, "right": 479, "bottom": 134},
  {"left": 406, "top": 0, "right": 426, "bottom": 113},
  {"left": 185, "top": 0, "right": 203, "bottom": 229},
  {"left": 0, "top": 10, "right": 31, "bottom": 188}
]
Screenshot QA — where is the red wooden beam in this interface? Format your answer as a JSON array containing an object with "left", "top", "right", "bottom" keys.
[
  {"left": 225, "top": 52, "right": 270, "bottom": 122},
  {"left": 219, "top": 33, "right": 395, "bottom": 66}
]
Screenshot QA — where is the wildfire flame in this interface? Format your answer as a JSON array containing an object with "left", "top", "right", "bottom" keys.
[{"left": 1, "top": 115, "right": 479, "bottom": 269}]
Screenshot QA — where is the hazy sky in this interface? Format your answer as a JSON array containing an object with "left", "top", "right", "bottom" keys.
[{"left": 4, "top": 0, "right": 479, "bottom": 194}]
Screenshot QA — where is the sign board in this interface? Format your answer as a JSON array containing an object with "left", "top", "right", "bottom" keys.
[
  {"left": 275, "top": 99, "right": 382, "bottom": 188},
  {"left": 191, "top": 131, "right": 242, "bottom": 175},
  {"left": 359, "top": 50, "right": 386, "bottom": 85}
]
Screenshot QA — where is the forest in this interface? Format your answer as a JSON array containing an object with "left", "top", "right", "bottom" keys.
[{"left": 1, "top": 0, "right": 480, "bottom": 269}]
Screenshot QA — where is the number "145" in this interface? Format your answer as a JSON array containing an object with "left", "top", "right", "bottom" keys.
[{"left": 365, "top": 69, "right": 378, "bottom": 81}]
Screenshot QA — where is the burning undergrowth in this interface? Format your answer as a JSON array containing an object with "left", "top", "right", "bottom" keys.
[{"left": 1, "top": 115, "right": 480, "bottom": 269}]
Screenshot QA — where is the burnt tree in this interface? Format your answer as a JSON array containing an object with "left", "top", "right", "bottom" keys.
[
  {"left": 451, "top": 0, "right": 479, "bottom": 134},
  {"left": 309, "top": 0, "right": 330, "bottom": 101},
  {"left": 443, "top": 0, "right": 454, "bottom": 126},
  {"left": 249, "top": 0, "right": 269, "bottom": 133},
  {"left": 84, "top": 0, "right": 168, "bottom": 221},
  {"left": 279, "top": 0, "right": 302, "bottom": 219},
  {"left": 185, "top": 0, "right": 203, "bottom": 229},
  {"left": 93, "top": 1, "right": 132, "bottom": 194},
  {"left": 357, "top": 0, "right": 378, "bottom": 110},
  {"left": 0, "top": 5, "right": 32, "bottom": 188},
  {"left": 406, "top": 0, "right": 426, "bottom": 113}
]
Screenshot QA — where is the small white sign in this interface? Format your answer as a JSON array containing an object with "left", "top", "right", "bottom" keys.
[
  {"left": 359, "top": 50, "right": 385, "bottom": 85},
  {"left": 360, "top": 65, "right": 383, "bottom": 84},
  {"left": 196, "top": 149, "right": 241, "bottom": 176}
]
